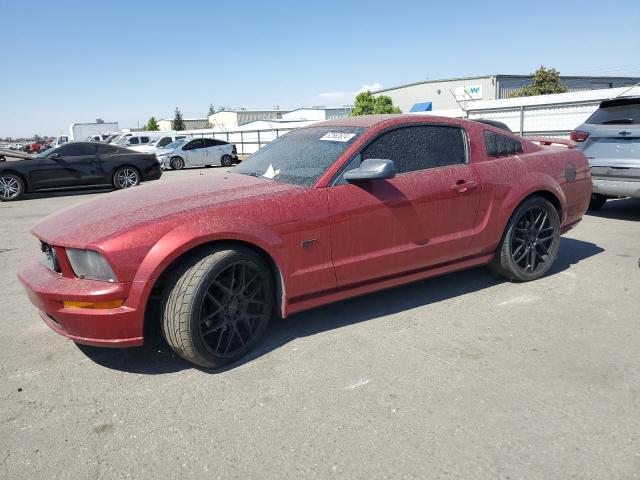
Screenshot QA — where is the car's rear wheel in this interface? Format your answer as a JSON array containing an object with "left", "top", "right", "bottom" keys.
[
  {"left": 490, "top": 196, "right": 560, "bottom": 282},
  {"left": 170, "top": 157, "right": 185, "bottom": 170},
  {"left": 221, "top": 155, "right": 233, "bottom": 167},
  {"left": 162, "top": 248, "right": 274, "bottom": 368},
  {"left": 588, "top": 194, "right": 607, "bottom": 210},
  {"left": 113, "top": 166, "right": 140, "bottom": 189},
  {"left": 0, "top": 174, "right": 24, "bottom": 201}
]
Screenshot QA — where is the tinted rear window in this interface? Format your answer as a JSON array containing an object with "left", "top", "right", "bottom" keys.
[
  {"left": 98, "top": 144, "right": 121, "bottom": 154},
  {"left": 484, "top": 131, "right": 523, "bottom": 157},
  {"left": 587, "top": 101, "right": 640, "bottom": 125}
]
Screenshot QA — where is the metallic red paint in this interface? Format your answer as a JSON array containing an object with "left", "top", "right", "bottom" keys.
[{"left": 17, "top": 115, "right": 592, "bottom": 348}]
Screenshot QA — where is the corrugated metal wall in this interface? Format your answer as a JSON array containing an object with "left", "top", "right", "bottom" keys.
[{"left": 497, "top": 76, "right": 639, "bottom": 99}]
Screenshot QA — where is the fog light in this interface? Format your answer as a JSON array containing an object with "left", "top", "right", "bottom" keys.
[{"left": 63, "top": 300, "right": 124, "bottom": 309}]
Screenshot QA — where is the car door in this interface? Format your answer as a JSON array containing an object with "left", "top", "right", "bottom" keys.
[
  {"left": 183, "top": 139, "right": 205, "bottom": 167},
  {"left": 28, "top": 143, "right": 100, "bottom": 189},
  {"left": 327, "top": 124, "right": 482, "bottom": 288},
  {"left": 202, "top": 138, "right": 218, "bottom": 165}
]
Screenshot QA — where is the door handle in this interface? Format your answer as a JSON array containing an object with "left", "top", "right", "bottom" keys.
[{"left": 451, "top": 180, "right": 477, "bottom": 193}]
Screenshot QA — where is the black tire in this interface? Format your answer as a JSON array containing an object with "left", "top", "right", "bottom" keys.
[
  {"left": 162, "top": 247, "right": 274, "bottom": 368},
  {"left": 489, "top": 196, "right": 560, "bottom": 282},
  {"left": 588, "top": 194, "right": 607, "bottom": 211},
  {"left": 170, "top": 157, "right": 185, "bottom": 170},
  {"left": 113, "top": 166, "right": 140, "bottom": 190},
  {"left": 221, "top": 155, "right": 233, "bottom": 167},
  {"left": 0, "top": 173, "right": 25, "bottom": 201}
]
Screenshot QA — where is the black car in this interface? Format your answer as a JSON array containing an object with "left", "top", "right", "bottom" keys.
[{"left": 0, "top": 142, "right": 162, "bottom": 201}]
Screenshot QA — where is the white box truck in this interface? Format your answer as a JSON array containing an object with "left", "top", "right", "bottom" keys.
[{"left": 69, "top": 122, "right": 119, "bottom": 142}]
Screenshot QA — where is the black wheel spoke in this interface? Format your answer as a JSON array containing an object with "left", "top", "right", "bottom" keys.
[
  {"left": 509, "top": 205, "right": 557, "bottom": 274},
  {"left": 198, "top": 260, "right": 269, "bottom": 358}
]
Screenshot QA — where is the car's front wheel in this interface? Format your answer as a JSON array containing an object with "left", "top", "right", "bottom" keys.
[
  {"left": 113, "top": 166, "right": 140, "bottom": 189},
  {"left": 490, "top": 196, "right": 560, "bottom": 282},
  {"left": 170, "top": 157, "right": 185, "bottom": 170},
  {"left": 0, "top": 174, "right": 24, "bottom": 201},
  {"left": 162, "top": 247, "right": 274, "bottom": 368}
]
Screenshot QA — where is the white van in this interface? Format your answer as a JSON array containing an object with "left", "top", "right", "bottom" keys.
[
  {"left": 127, "top": 134, "right": 188, "bottom": 152},
  {"left": 111, "top": 131, "right": 171, "bottom": 148}
]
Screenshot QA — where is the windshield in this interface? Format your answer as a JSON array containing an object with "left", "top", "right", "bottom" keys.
[
  {"left": 232, "top": 127, "right": 364, "bottom": 186},
  {"left": 164, "top": 138, "right": 187, "bottom": 150},
  {"left": 587, "top": 101, "right": 640, "bottom": 125},
  {"left": 112, "top": 135, "right": 131, "bottom": 145}
]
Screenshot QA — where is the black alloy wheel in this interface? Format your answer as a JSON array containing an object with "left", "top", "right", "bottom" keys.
[
  {"left": 162, "top": 248, "right": 274, "bottom": 368},
  {"left": 490, "top": 196, "right": 560, "bottom": 281}
]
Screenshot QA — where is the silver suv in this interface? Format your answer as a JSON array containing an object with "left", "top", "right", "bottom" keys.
[{"left": 572, "top": 97, "right": 640, "bottom": 210}]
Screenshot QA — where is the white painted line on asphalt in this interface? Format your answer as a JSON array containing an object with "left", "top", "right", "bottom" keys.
[{"left": 344, "top": 378, "right": 370, "bottom": 390}]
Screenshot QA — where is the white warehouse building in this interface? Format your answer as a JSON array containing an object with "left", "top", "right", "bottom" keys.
[{"left": 374, "top": 74, "right": 640, "bottom": 113}]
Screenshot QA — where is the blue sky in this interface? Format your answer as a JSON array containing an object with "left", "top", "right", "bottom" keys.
[{"left": 0, "top": 0, "right": 638, "bottom": 138}]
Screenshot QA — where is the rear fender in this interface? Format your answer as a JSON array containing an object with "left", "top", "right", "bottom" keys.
[{"left": 499, "top": 173, "right": 566, "bottom": 231}]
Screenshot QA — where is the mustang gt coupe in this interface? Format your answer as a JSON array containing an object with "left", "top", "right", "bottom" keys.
[
  {"left": 0, "top": 142, "right": 162, "bottom": 201},
  {"left": 18, "top": 115, "right": 592, "bottom": 368}
]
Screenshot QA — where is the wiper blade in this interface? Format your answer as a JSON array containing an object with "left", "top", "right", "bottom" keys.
[{"left": 601, "top": 118, "right": 634, "bottom": 124}]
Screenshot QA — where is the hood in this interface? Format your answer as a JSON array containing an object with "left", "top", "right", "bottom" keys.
[{"left": 32, "top": 172, "right": 299, "bottom": 247}]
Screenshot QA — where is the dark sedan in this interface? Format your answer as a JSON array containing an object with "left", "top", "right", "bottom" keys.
[{"left": 0, "top": 142, "right": 162, "bottom": 201}]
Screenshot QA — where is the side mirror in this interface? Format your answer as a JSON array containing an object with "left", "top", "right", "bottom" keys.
[
  {"left": 49, "top": 152, "right": 60, "bottom": 160},
  {"left": 344, "top": 159, "right": 396, "bottom": 182}
]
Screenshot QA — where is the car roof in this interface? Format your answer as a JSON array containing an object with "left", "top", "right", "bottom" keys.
[
  {"left": 308, "top": 114, "right": 485, "bottom": 131},
  {"left": 309, "top": 114, "right": 406, "bottom": 129},
  {"left": 600, "top": 96, "right": 640, "bottom": 108}
]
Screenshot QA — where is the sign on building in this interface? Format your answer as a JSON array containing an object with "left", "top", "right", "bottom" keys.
[{"left": 454, "top": 85, "right": 483, "bottom": 101}]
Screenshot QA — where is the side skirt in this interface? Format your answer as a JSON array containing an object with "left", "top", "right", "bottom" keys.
[{"left": 284, "top": 252, "right": 495, "bottom": 316}]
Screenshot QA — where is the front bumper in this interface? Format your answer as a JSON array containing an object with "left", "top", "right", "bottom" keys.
[
  {"left": 592, "top": 178, "right": 640, "bottom": 198},
  {"left": 17, "top": 260, "right": 144, "bottom": 347}
]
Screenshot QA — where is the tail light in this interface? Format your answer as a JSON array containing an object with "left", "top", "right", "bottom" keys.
[{"left": 570, "top": 130, "right": 589, "bottom": 142}]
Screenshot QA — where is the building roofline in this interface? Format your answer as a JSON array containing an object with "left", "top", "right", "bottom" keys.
[{"left": 375, "top": 74, "right": 640, "bottom": 94}]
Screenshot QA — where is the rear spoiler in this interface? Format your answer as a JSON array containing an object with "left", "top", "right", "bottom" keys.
[{"left": 524, "top": 136, "right": 577, "bottom": 149}]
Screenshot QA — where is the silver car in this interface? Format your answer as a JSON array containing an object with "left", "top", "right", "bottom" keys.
[
  {"left": 572, "top": 97, "right": 640, "bottom": 209},
  {"left": 156, "top": 137, "right": 238, "bottom": 170}
]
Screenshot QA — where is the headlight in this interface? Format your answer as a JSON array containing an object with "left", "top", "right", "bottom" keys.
[{"left": 66, "top": 249, "right": 118, "bottom": 282}]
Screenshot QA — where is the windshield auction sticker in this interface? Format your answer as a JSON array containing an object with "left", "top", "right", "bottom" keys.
[{"left": 319, "top": 132, "right": 356, "bottom": 142}]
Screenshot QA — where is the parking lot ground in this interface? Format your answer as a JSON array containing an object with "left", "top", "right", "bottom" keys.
[{"left": 1, "top": 168, "right": 639, "bottom": 479}]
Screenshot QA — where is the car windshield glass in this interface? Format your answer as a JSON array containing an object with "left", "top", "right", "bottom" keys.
[
  {"left": 112, "top": 136, "right": 130, "bottom": 145},
  {"left": 37, "top": 146, "right": 60, "bottom": 158},
  {"left": 587, "top": 102, "right": 640, "bottom": 125},
  {"left": 232, "top": 127, "right": 364, "bottom": 187},
  {"left": 164, "top": 139, "right": 187, "bottom": 149}
]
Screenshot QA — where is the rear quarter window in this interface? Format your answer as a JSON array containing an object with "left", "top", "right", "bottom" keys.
[{"left": 484, "top": 131, "right": 523, "bottom": 157}]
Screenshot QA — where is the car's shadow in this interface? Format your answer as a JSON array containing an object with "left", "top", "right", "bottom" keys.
[
  {"left": 587, "top": 197, "right": 640, "bottom": 221},
  {"left": 78, "top": 237, "right": 604, "bottom": 375}
]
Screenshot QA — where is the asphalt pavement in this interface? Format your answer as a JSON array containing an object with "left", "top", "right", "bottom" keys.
[{"left": 1, "top": 167, "right": 639, "bottom": 479}]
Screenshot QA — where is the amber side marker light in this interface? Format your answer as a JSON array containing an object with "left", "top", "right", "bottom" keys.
[{"left": 63, "top": 300, "right": 124, "bottom": 309}]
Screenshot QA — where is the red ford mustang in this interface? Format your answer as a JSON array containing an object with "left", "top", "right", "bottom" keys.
[{"left": 18, "top": 115, "right": 592, "bottom": 367}]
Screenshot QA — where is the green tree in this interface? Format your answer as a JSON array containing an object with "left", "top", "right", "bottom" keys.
[
  {"left": 510, "top": 66, "right": 569, "bottom": 97},
  {"left": 145, "top": 117, "right": 159, "bottom": 131},
  {"left": 173, "top": 107, "right": 185, "bottom": 131},
  {"left": 351, "top": 91, "right": 401, "bottom": 116},
  {"left": 208, "top": 104, "right": 216, "bottom": 116}
]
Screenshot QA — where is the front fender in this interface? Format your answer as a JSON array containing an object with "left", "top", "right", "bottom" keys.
[{"left": 125, "top": 217, "right": 289, "bottom": 319}]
